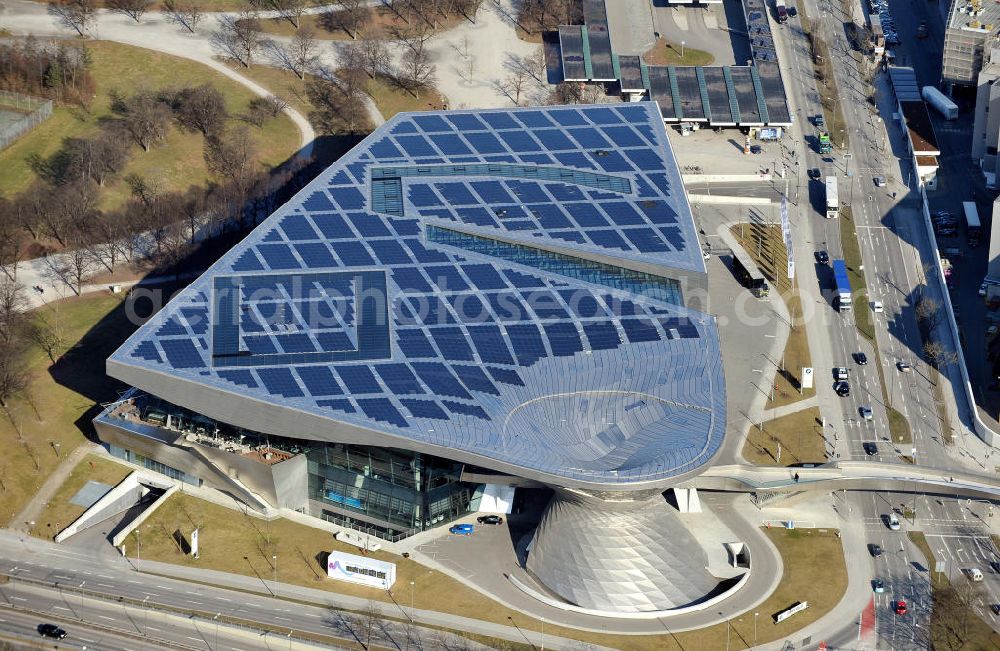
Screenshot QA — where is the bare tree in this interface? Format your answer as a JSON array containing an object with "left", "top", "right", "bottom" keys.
[
  {"left": 0, "top": 279, "right": 27, "bottom": 346},
  {"left": 118, "top": 92, "right": 171, "bottom": 152},
  {"left": 64, "top": 129, "right": 130, "bottom": 186},
  {"left": 496, "top": 67, "right": 530, "bottom": 105},
  {"left": 48, "top": 0, "right": 95, "bottom": 37},
  {"left": 0, "top": 335, "right": 30, "bottom": 412},
  {"left": 358, "top": 30, "right": 391, "bottom": 79},
  {"left": 205, "top": 126, "right": 259, "bottom": 194},
  {"left": 244, "top": 95, "right": 288, "bottom": 126},
  {"left": 273, "top": 0, "right": 307, "bottom": 29},
  {"left": 213, "top": 11, "right": 264, "bottom": 68},
  {"left": 547, "top": 80, "right": 604, "bottom": 104},
  {"left": 172, "top": 84, "right": 229, "bottom": 137},
  {"left": 107, "top": 0, "right": 154, "bottom": 22},
  {"left": 454, "top": 0, "right": 484, "bottom": 22},
  {"left": 0, "top": 201, "right": 24, "bottom": 281},
  {"left": 163, "top": 0, "right": 204, "bottom": 33},
  {"left": 268, "top": 26, "right": 320, "bottom": 79},
  {"left": 332, "top": 0, "right": 371, "bottom": 39},
  {"left": 394, "top": 20, "right": 435, "bottom": 55},
  {"left": 396, "top": 45, "right": 436, "bottom": 97},
  {"left": 924, "top": 340, "right": 959, "bottom": 369},
  {"left": 915, "top": 296, "right": 942, "bottom": 332},
  {"left": 305, "top": 77, "right": 369, "bottom": 134}
]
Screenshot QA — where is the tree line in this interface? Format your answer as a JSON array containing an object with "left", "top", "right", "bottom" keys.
[{"left": 0, "top": 39, "right": 96, "bottom": 105}]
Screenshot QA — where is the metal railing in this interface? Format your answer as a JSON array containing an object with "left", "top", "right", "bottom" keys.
[{"left": 0, "top": 90, "right": 53, "bottom": 151}]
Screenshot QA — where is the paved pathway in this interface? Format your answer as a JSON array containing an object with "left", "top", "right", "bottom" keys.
[
  {"left": 761, "top": 395, "right": 820, "bottom": 422},
  {"left": 10, "top": 442, "right": 97, "bottom": 533}
]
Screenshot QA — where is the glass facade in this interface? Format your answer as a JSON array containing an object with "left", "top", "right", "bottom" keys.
[
  {"left": 107, "top": 443, "right": 202, "bottom": 486},
  {"left": 307, "top": 443, "right": 473, "bottom": 538},
  {"left": 104, "top": 392, "right": 477, "bottom": 542},
  {"left": 426, "top": 225, "right": 684, "bottom": 305}
]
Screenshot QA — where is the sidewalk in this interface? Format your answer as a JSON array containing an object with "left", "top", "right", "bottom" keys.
[{"left": 10, "top": 442, "right": 98, "bottom": 533}]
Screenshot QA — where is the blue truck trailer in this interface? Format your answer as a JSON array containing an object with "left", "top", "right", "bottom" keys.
[{"left": 833, "top": 259, "right": 852, "bottom": 311}]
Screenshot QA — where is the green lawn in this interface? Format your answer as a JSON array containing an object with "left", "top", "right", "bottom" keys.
[
  {"left": 744, "top": 406, "right": 827, "bottom": 466},
  {"left": 29, "top": 454, "right": 133, "bottom": 540},
  {"left": 643, "top": 37, "right": 715, "bottom": 67},
  {"left": 360, "top": 73, "right": 447, "bottom": 121},
  {"left": 0, "top": 294, "right": 136, "bottom": 528},
  {"left": 0, "top": 41, "right": 300, "bottom": 211},
  {"left": 137, "top": 492, "right": 847, "bottom": 650}
]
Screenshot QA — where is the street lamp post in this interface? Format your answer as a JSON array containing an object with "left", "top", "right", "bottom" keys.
[
  {"left": 213, "top": 612, "right": 221, "bottom": 650},
  {"left": 272, "top": 555, "right": 278, "bottom": 597},
  {"left": 136, "top": 529, "right": 140, "bottom": 573},
  {"left": 142, "top": 596, "right": 149, "bottom": 636},
  {"left": 754, "top": 611, "right": 759, "bottom": 648},
  {"left": 681, "top": 40, "right": 685, "bottom": 59}
]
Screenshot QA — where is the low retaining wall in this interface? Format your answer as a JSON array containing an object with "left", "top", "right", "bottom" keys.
[
  {"left": 917, "top": 185, "right": 999, "bottom": 446},
  {"left": 688, "top": 194, "right": 772, "bottom": 205},
  {"left": 507, "top": 547, "right": 752, "bottom": 619}
]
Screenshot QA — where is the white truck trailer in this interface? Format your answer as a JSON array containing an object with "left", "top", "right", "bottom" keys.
[
  {"left": 825, "top": 176, "right": 839, "bottom": 219},
  {"left": 922, "top": 86, "right": 958, "bottom": 120}
]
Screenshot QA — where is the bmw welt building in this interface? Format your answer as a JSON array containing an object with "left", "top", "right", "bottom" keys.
[{"left": 97, "top": 102, "right": 728, "bottom": 614}]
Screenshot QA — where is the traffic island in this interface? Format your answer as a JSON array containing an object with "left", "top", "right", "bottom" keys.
[{"left": 743, "top": 406, "right": 827, "bottom": 466}]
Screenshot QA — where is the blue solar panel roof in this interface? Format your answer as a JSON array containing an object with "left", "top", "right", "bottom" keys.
[{"left": 108, "top": 103, "right": 724, "bottom": 487}]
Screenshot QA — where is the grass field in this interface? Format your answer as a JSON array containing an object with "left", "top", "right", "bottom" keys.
[
  {"left": 138, "top": 492, "right": 846, "bottom": 650},
  {"left": 744, "top": 406, "right": 826, "bottom": 466},
  {"left": 642, "top": 37, "right": 715, "bottom": 66},
  {"left": 0, "top": 42, "right": 300, "bottom": 212},
  {"left": 0, "top": 294, "right": 136, "bottom": 528},
  {"left": 29, "top": 454, "right": 133, "bottom": 540},
  {"left": 360, "top": 74, "right": 447, "bottom": 120},
  {"left": 732, "top": 223, "right": 816, "bottom": 407}
]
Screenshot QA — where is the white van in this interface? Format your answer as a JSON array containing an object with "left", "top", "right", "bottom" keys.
[
  {"left": 968, "top": 568, "right": 984, "bottom": 582},
  {"left": 888, "top": 513, "right": 900, "bottom": 531}
]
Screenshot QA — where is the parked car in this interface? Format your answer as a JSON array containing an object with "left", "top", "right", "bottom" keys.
[
  {"left": 853, "top": 352, "right": 868, "bottom": 365},
  {"left": 38, "top": 625, "right": 67, "bottom": 640},
  {"left": 835, "top": 381, "right": 851, "bottom": 397},
  {"left": 863, "top": 441, "right": 878, "bottom": 456},
  {"left": 897, "top": 361, "right": 911, "bottom": 373},
  {"left": 815, "top": 250, "right": 829, "bottom": 264},
  {"left": 449, "top": 524, "right": 474, "bottom": 535},
  {"left": 872, "top": 578, "right": 885, "bottom": 593},
  {"left": 874, "top": 176, "right": 886, "bottom": 187},
  {"left": 870, "top": 543, "right": 883, "bottom": 557},
  {"left": 991, "top": 603, "right": 1000, "bottom": 615},
  {"left": 895, "top": 600, "right": 908, "bottom": 615},
  {"left": 860, "top": 406, "right": 873, "bottom": 421},
  {"left": 476, "top": 515, "right": 503, "bottom": 525},
  {"left": 750, "top": 145, "right": 763, "bottom": 154}
]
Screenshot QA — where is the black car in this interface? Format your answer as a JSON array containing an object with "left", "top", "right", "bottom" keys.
[
  {"left": 869, "top": 543, "right": 883, "bottom": 557},
  {"left": 835, "top": 381, "right": 850, "bottom": 397},
  {"left": 808, "top": 168, "right": 821, "bottom": 180},
  {"left": 853, "top": 352, "right": 868, "bottom": 365},
  {"left": 476, "top": 515, "right": 504, "bottom": 525},
  {"left": 38, "top": 624, "right": 67, "bottom": 640},
  {"left": 814, "top": 250, "right": 829, "bottom": 264},
  {"left": 863, "top": 441, "right": 878, "bottom": 456}
]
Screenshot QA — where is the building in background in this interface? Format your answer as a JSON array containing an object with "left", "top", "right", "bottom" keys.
[
  {"left": 941, "top": 0, "right": 1000, "bottom": 91},
  {"left": 96, "top": 102, "right": 733, "bottom": 613}
]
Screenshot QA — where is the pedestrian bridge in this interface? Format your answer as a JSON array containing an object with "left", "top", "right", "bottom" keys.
[{"left": 682, "top": 461, "right": 1000, "bottom": 507}]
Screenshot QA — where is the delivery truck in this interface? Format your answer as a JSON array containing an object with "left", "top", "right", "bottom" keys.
[
  {"left": 825, "top": 176, "right": 839, "bottom": 219},
  {"left": 834, "top": 259, "right": 852, "bottom": 311}
]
